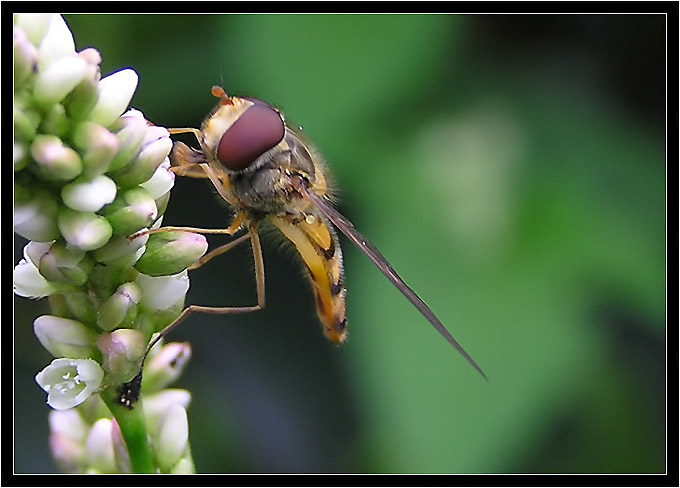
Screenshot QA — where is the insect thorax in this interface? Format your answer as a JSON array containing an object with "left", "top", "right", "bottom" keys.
[{"left": 229, "top": 129, "right": 320, "bottom": 215}]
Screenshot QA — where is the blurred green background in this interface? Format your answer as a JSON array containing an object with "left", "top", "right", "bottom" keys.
[{"left": 14, "top": 14, "right": 666, "bottom": 474}]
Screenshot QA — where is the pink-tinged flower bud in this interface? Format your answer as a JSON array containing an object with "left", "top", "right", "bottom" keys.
[
  {"left": 30, "top": 135, "right": 82, "bottom": 181},
  {"left": 33, "top": 55, "right": 87, "bottom": 106},
  {"left": 62, "top": 175, "right": 117, "bottom": 212},
  {"left": 97, "top": 329, "right": 146, "bottom": 383},
  {"left": 141, "top": 342, "right": 191, "bottom": 392},
  {"left": 101, "top": 186, "right": 158, "bottom": 236},
  {"left": 77, "top": 47, "right": 101, "bottom": 66},
  {"left": 71, "top": 122, "right": 120, "bottom": 177},
  {"left": 14, "top": 14, "right": 51, "bottom": 47},
  {"left": 88, "top": 69, "right": 138, "bottom": 128},
  {"left": 135, "top": 231, "right": 207, "bottom": 277},
  {"left": 58, "top": 208, "right": 113, "bottom": 251},
  {"left": 64, "top": 65, "right": 100, "bottom": 123},
  {"left": 33, "top": 315, "right": 98, "bottom": 359},
  {"left": 84, "top": 418, "right": 117, "bottom": 473},
  {"left": 113, "top": 127, "right": 173, "bottom": 188},
  {"left": 14, "top": 27, "right": 38, "bottom": 88},
  {"left": 14, "top": 188, "right": 60, "bottom": 242},
  {"left": 106, "top": 111, "right": 147, "bottom": 172},
  {"left": 49, "top": 432, "right": 84, "bottom": 473},
  {"left": 154, "top": 404, "right": 189, "bottom": 473},
  {"left": 49, "top": 409, "right": 89, "bottom": 441},
  {"left": 35, "top": 358, "right": 104, "bottom": 410},
  {"left": 38, "top": 241, "right": 93, "bottom": 286},
  {"left": 97, "top": 282, "right": 141, "bottom": 331},
  {"left": 110, "top": 419, "right": 131, "bottom": 474}
]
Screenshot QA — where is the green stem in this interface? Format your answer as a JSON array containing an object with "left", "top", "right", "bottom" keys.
[{"left": 101, "top": 386, "right": 155, "bottom": 474}]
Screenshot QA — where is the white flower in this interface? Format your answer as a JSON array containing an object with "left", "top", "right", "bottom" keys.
[
  {"left": 14, "top": 241, "right": 57, "bottom": 298},
  {"left": 35, "top": 358, "right": 104, "bottom": 410},
  {"left": 14, "top": 258, "right": 57, "bottom": 298}
]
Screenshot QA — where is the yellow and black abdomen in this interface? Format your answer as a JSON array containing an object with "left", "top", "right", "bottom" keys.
[{"left": 268, "top": 212, "right": 347, "bottom": 344}]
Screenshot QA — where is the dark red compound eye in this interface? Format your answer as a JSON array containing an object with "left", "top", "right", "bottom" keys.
[{"left": 216, "top": 101, "right": 285, "bottom": 171}]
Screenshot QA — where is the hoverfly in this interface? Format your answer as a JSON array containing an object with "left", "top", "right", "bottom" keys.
[{"left": 142, "top": 86, "right": 486, "bottom": 380}]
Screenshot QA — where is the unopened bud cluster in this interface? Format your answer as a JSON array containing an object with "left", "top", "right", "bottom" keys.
[{"left": 13, "top": 14, "right": 204, "bottom": 473}]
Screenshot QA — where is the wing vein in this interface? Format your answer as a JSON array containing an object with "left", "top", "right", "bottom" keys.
[{"left": 302, "top": 187, "right": 487, "bottom": 380}]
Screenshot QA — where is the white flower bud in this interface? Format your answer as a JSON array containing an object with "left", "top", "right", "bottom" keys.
[
  {"left": 84, "top": 418, "right": 117, "bottom": 473},
  {"left": 35, "top": 358, "right": 104, "bottom": 410},
  {"left": 143, "top": 389, "right": 192, "bottom": 430},
  {"left": 34, "top": 315, "right": 98, "bottom": 359},
  {"left": 170, "top": 458, "right": 195, "bottom": 474},
  {"left": 91, "top": 233, "right": 148, "bottom": 269},
  {"left": 89, "top": 69, "right": 138, "bottom": 128},
  {"left": 107, "top": 111, "right": 147, "bottom": 172},
  {"left": 58, "top": 208, "right": 113, "bottom": 251},
  {"left": 14, "top": 27, "right": 38, "bottom": 88},
  {"left": 101, "top": 187, "right": 158, "bottom": 236},
  {"left": 140, "top": 158, "right": 175, "bottom": 199},
  {"left": 49, "top": 408, "right": 89, "bottom": 442},
  {"left": 72, "top": 122, "right": 120, "bottom": 177},
  {"left": 62, "top": 175, "right": 117, "bottom": 212},
  {"left": 97, "top": 282, "right": 141, "bottom": 331},
  {"left": 135, "top": 231, "right": 207, "bottom": 277},
  {"left": 113, "top": 127, "right": 172, "bottom": 187},
  {"left": 154, "top": 404, "right": 189, "bottom": 472},
  {"left": 13, "top": 189, "right": 60, "bottom": 242},
  {"left": 14, "top": 13, "right": 52, "bottom": 47},
  {"left": 33, "top": 55, "right": 88, "bottom": 106},
  {"left": 30, "top": 135, "right": 82, "bottom": 181},
  {"left": 37, "top": 14, "right": 77, "bottom": 68},
  {"left": 38, "top": 241, "right": 92, "bottom": 286},
  {"left": 49, "top": 432, "right": 84, "bottom": 473},
  {"left": 142, "top": 342, "right": 191, "bottom": 392},
  {"left": 135, "top": 271, "right": 189, "bottom": 311}
]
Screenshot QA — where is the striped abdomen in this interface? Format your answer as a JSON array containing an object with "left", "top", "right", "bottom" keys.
[{"left": 268, "top": 213, "right": 347, "bottom": 343}]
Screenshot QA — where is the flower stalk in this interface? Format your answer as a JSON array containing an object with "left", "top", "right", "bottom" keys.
[{"left": 14, "top": 14, "right": 199, "bottom": 473}]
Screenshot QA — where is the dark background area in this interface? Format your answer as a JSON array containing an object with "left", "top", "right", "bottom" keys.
[{"left": 14, "top": 13, "right": 668, "bottom": 474}]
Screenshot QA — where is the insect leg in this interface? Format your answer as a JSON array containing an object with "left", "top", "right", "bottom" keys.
[{"left": 142, "top": 226, "right": 265, "bottom": 354}]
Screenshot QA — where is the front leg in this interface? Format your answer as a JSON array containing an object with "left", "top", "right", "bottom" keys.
[{"left": 169, "top": 141, "right": 210, "bottom": 178}]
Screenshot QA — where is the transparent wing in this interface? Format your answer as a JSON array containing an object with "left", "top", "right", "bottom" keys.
[{"left": 302, "top": 188, "right": 487, "bottom": 380}]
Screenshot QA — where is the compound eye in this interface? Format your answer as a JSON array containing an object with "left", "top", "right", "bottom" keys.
[{"left": 216, "top": 101, "right": 285, "bottom": 171}]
